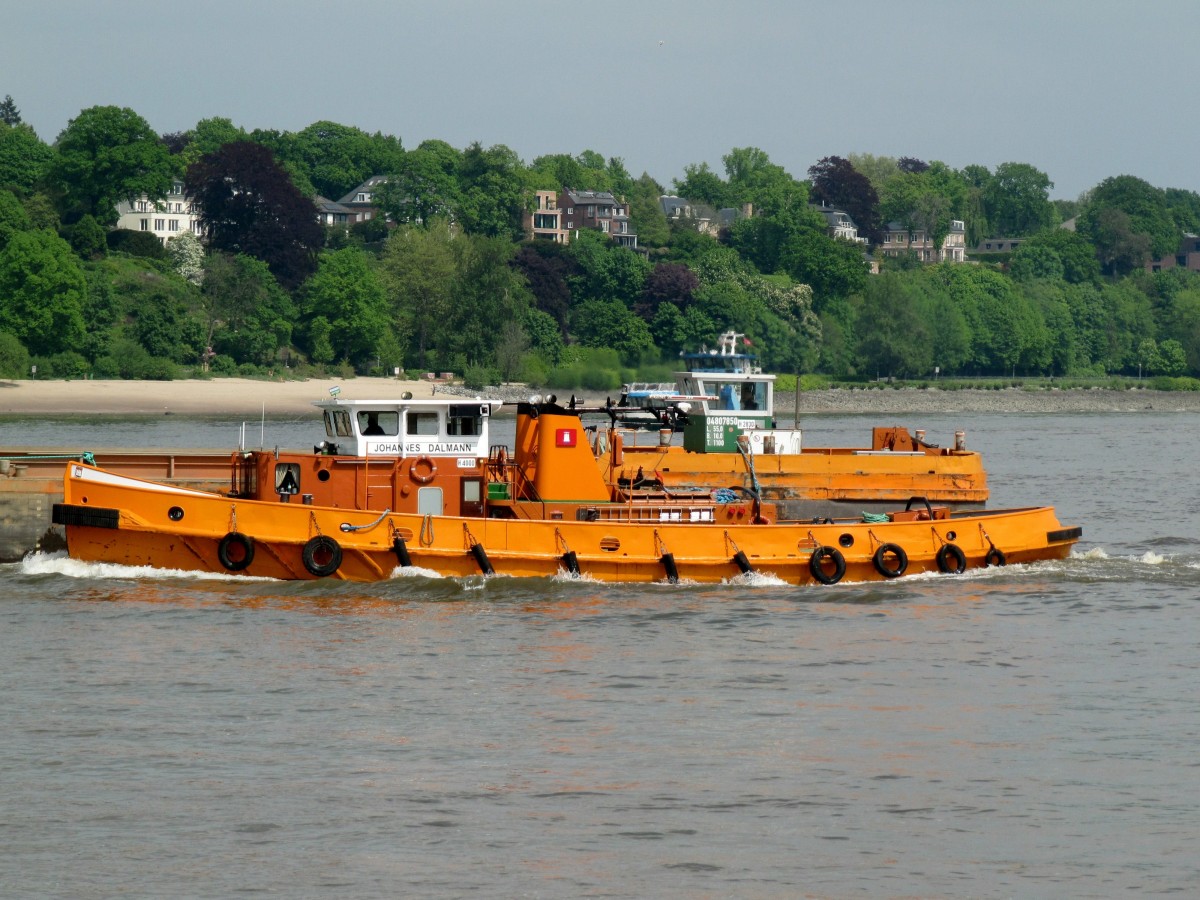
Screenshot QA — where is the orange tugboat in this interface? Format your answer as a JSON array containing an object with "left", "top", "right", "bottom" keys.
[
  {"left": 53, "top": 396, "right": 1078, "bottom": 585},
  {"left": 615, "top": 331, "right": 986, "bottom": 518}
]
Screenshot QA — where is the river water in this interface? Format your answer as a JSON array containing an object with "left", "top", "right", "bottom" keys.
[{"left": 2, "top": 411, "right": 1197, "bottom": 898}]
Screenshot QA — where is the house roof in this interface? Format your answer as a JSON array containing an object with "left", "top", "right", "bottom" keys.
[
  {"left": 337, "top": 175, "right": 389, "bottom": 205},
  {"left": 564, "top": 188, "right": 618, "bottom": 205},
  {"left": 314, "top": 196, "right": 353, "bottom": 214}
]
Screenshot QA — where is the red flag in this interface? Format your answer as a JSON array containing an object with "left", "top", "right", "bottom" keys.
[{"left": 555, "top": 428, "right": 576, "bottom": 447}]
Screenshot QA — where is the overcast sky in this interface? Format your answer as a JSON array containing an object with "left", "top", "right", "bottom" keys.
[{"left": 5, "top": 1, "right": 1197, "bottom": 200}]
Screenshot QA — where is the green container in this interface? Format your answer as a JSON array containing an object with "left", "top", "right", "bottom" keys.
[
  {"left": 487, "top": 482, "right": 510, "bottom": 500},
  {"left": 683, "top": 415, "right": 742, "bottom": 453}
]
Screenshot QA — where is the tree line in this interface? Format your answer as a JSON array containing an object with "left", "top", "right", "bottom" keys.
[{"left": 2, "top": 95, "right": 1200, "bottom": 387}]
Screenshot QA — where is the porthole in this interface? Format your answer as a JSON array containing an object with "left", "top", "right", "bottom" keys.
[
  {"left": 946, "top": 530, "right": 957, "bottom": 541},
  {"left": 317, "top": 469, "right": 331, "bottom": 482},
  {"left": 168, "top": 506, "right": 184, "bottom": 521},
  {"left": 838, "top": 532, "right": 854, "bottom": 548}
]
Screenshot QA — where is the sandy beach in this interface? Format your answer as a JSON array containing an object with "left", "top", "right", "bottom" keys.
[{"left": 2, "top": 377, "right": 1200, "bottom": 417}]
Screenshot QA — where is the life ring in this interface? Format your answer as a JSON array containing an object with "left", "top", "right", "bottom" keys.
[
  {"left": 409, "top": 456, "right": 437, "bottom": 484},
  {"left": 217, "top": 531, "right": 254, "bottom": 571},
  {"left": 936, "top": 542, "right": 967, "bottom": 574},
  {"left": 873, "top": 542, "right": 908, "bottom": 578},
  {"left": 985, "top": 547, "right": 1007, "bottom": 567},
  {"left": 302, "top": 535, "right": 343, "bottom": 577},
  {"left": 809, "top": 545, "right": 846, "bottom": 585}
]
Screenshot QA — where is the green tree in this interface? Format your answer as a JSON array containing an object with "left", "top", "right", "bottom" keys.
[
  {"left": 983, "top": 162, "right": 1055, "bottom": 236},
  {"left": 299, "top": 247, "right": 390, "bottom": 368},
  {"left": 1154, "top": 284, "right": 1200, "bottom": 372},
  {"left": 846, "top": 153, "right": 901, "bottom": 195},
  {"left": 181, "top": 116, "right": 248, "bottom": 166},
  {"left": 529, "top": 150, "right": 616, "bottom": 193},
  {"left": 672, "top": 161, "right": 731, "bottom": 209},
  {"left": 276, "top": 120, "right": 405, "bottom": 200},
  {"left": 0, "top": 229, "right": 87, "bottom": 355},
  {"left": 0, "top": 188, "right": 30, "bottom": 250},
  {"left": 567, "top": 229, "right": 652, "bottom": 307},
  {"left": 379, "top": 220, "right": 455, "bottom": 369},
  {"left": 0, "top": 330, "right": 30, "bottom": 377},
  {"left": 1156, "top": 339, "right": 1188, "bottom": 375},
  {"left": 456, "top": 142, "right": 529, "bottom": 239},
  {"left": 1081, "top": 175, "right": 1177, "bottom": 260},
  {"left": 50, "top": 105, "right": 179, "bottom": 223},
  {"left": 1086, "top": 207, "right": 1152, "bottom": 276},
  {"left": 376, "top": 140, "right": 461, "bottom": 225},
  {"left": 64, "top": 213, "right": 107, "bottom": 260},
  {"left": 202, "top": 252, "right": 296, "bottom": 365},
  {"left": 107, "top": 227, "right": 168, "bottom": 260},
  {"left": 1164, "top": 188, "right": 1200, "bottom": 235},
  {"left": 23, "top": 193, "right": 60, "bottom": 231},
  {"left": 1015, "top": 228, "right": 1101, "bottom": 284},
  {"left": 0, "top": 122, "right": 54, "bottom": 194},
  {"left": 0, "top": 95, "right": 20, "bottom": 126},
  {"left": 854, "top": 273, "right": 931, "bottom": 378},
  {"left": 1009, "top": 244, "right": 1064, "bottom": 283},
  {"left": 445, "top": 233, "right": 534, "bottom": 368},
  {"left": 571, "top": 297, "right": 654, "bottom": 359},
  {"left": 778, "top": 229, "right": 870, "bottom": 309},
  {"left": 627, "top": 172, "right": 670, "bottom": 248}
]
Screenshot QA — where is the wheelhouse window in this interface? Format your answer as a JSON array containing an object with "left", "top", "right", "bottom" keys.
[
  {"left": 711, "top": 381, "right": 766, "bottom": 411},
  {"left": 325, "top": 409, "right": 353, "bottom": 438},
  {"left": 357, "top": 410, "right": 399, "bottom": 436},
  {"left": 407, "top": 411, "right": 439, "bottom": 435},
  {"left": 447, "top": 405, "right": 483, "bottom": 436}
]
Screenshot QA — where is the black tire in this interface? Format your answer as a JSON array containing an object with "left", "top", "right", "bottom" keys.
[
  {"left": 217, "top": 531, "right": 254, "bottom": 571},
  {"left": 809, "top": 545, "right": 846, "bottom": 585},
  {"left": 873, "top": 542, "right": 908, "bottom": 578},
  {"left": 985, "top": 547, "right": 1007, "bottom": 567},
  {"left": 302, "top": 535, "right": 343, "bottom": 577},
  {"left": 936, "top": 542, "right": 967, "bottom": 574}
]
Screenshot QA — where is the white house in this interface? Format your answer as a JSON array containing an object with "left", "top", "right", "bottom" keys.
[{"left": 114, "top": 180, "right": 203, "bottom": 244}]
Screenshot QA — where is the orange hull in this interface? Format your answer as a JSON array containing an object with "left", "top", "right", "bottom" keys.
[{"left": 56, "top": 463, "right": 1077, "bottom": 586}]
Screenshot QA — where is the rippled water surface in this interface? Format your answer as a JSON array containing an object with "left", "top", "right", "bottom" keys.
[{"left": 3, "top": 411, "right": 1198, "bottom": 898}]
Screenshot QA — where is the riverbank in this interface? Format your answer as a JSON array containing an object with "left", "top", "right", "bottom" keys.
[{"left": 1, "top": 378, "right": 1199, "bottom": 417}]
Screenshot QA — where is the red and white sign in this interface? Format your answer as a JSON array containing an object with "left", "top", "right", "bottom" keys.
[{"left": 555, "top": 428, "right": 576, "bottom": 447}]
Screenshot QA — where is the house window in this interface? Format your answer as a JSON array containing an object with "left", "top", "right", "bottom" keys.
[
  {"left": 140, "top": 219, "right": 149, "bottom": 231},
  {"left": 567, "top": 207, "right": 573, "bottom": 215},
  {"left": 168, "top": 219, "right": 180, "bottom": 231},
  {"left": 356, "top": 193, "right": 367, "bottom": 202},
  {"left": 155, "top": 218, "right": 165, "bottom": 230}
]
